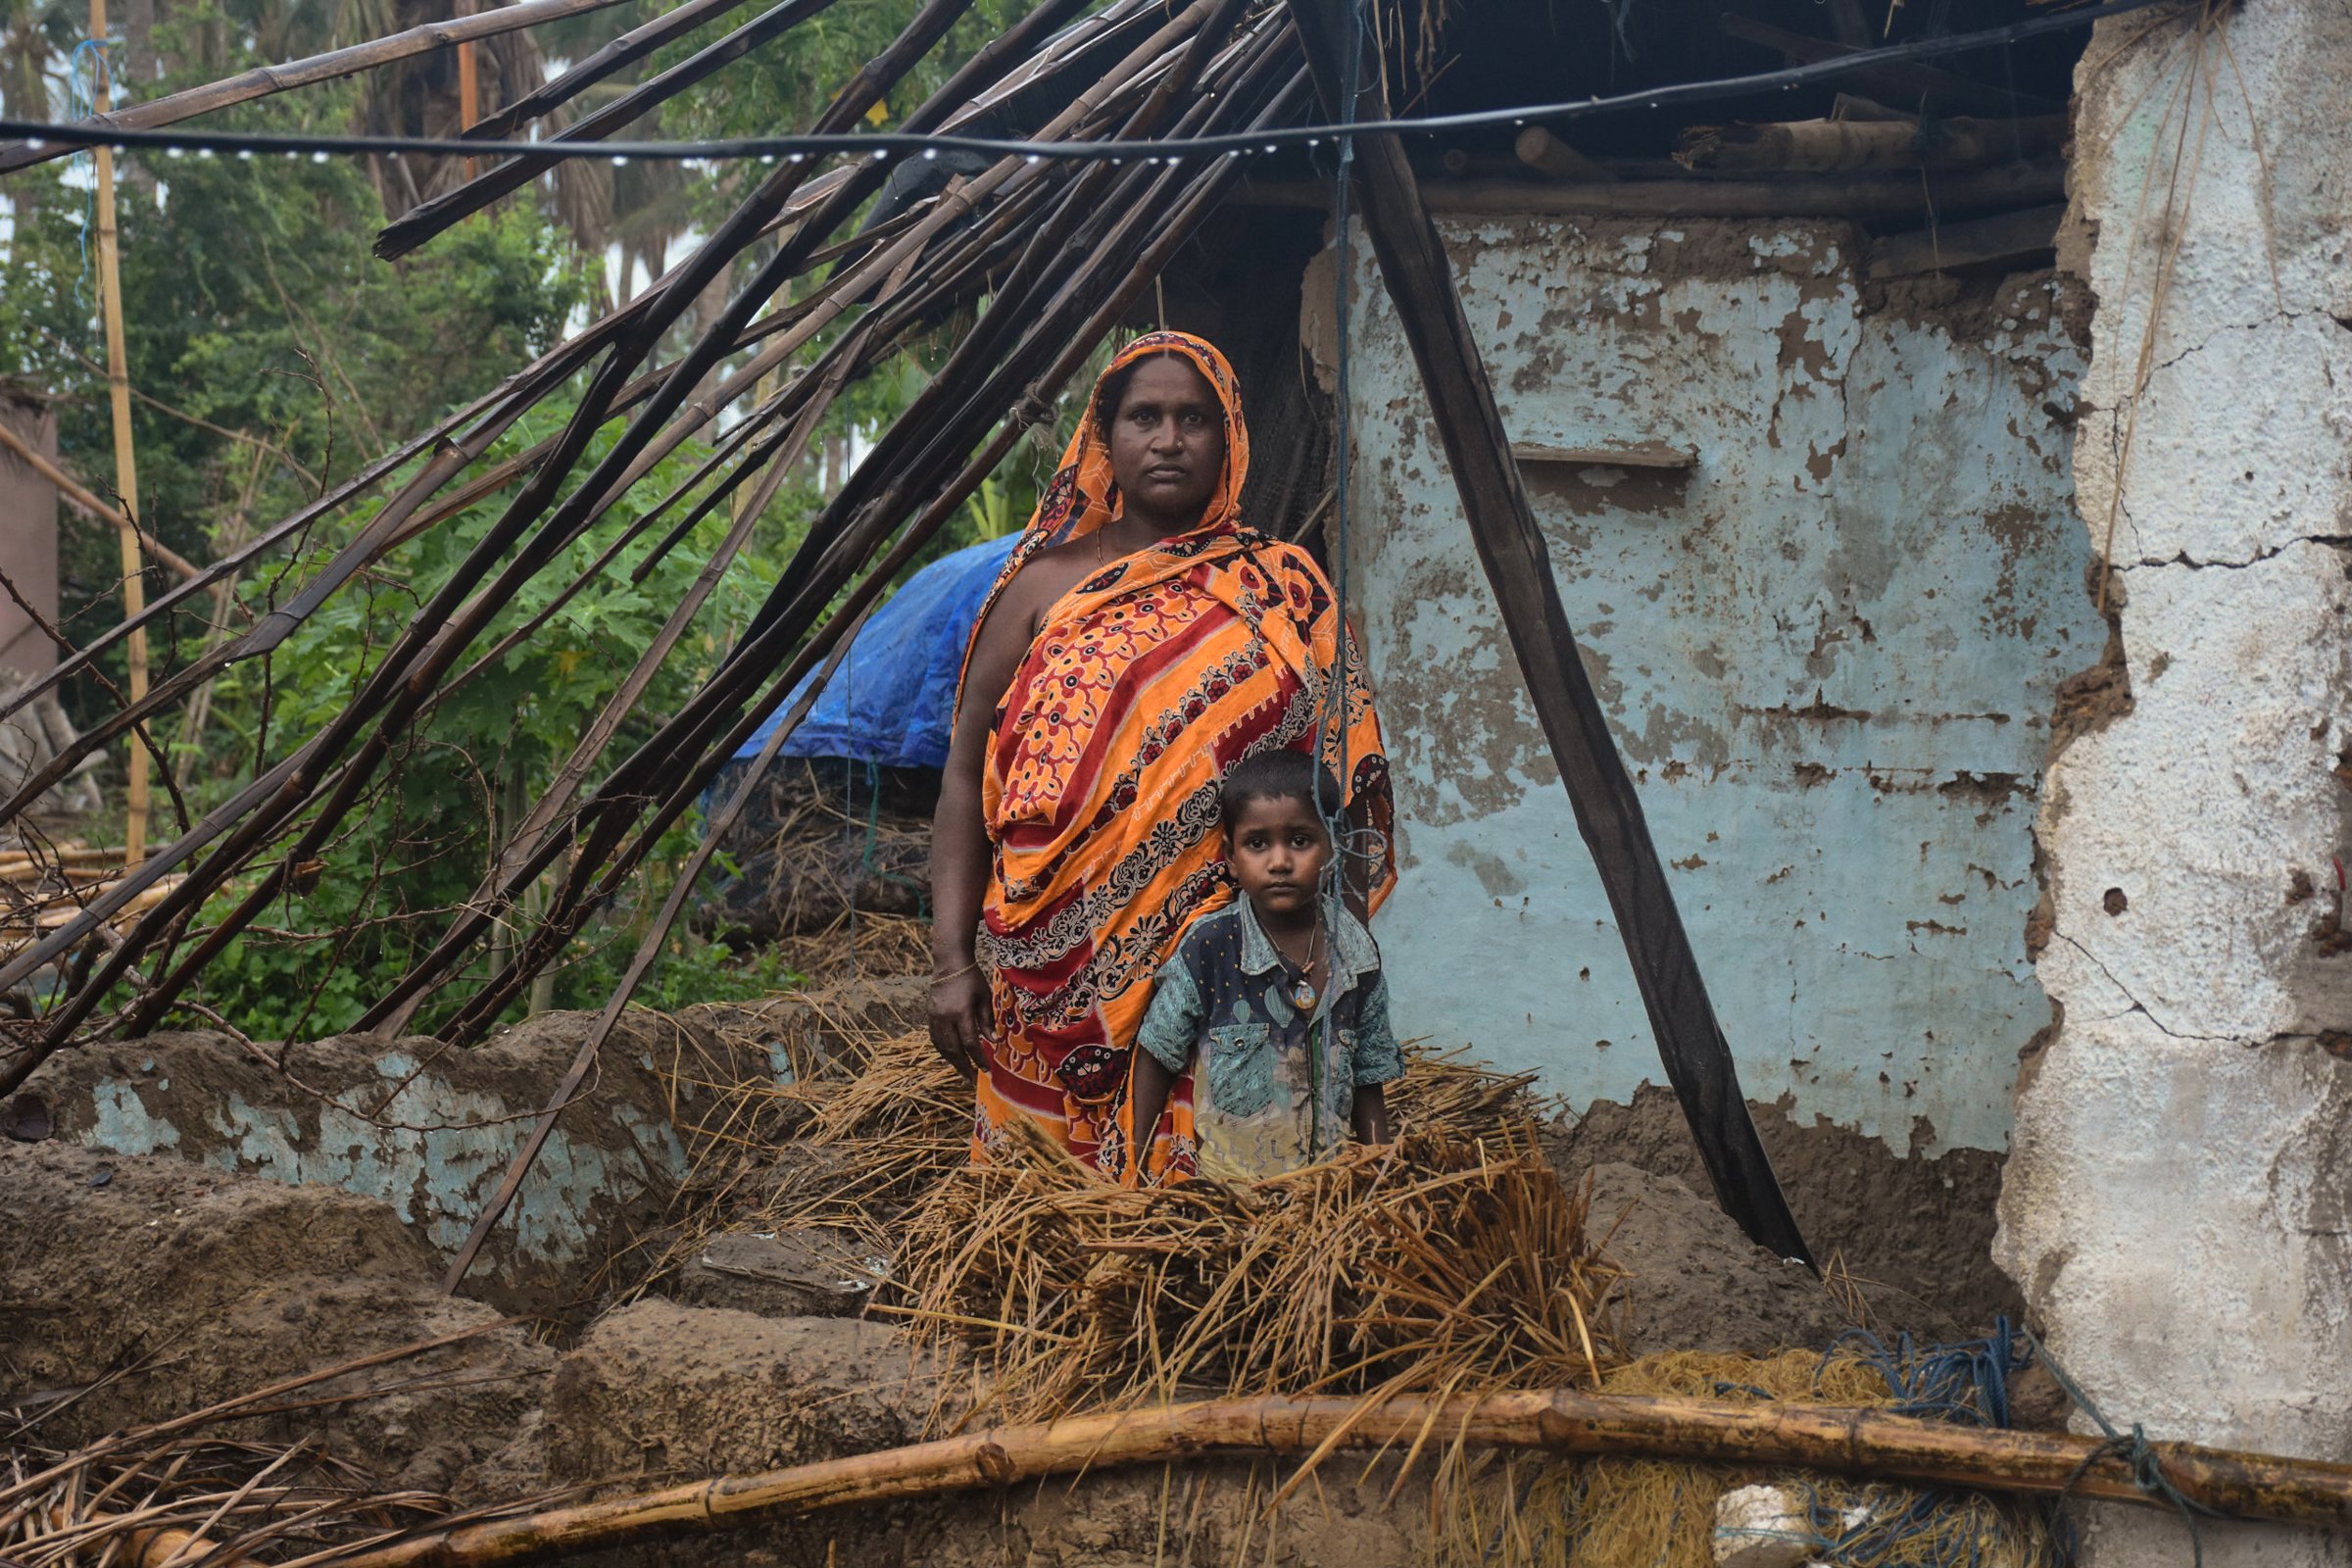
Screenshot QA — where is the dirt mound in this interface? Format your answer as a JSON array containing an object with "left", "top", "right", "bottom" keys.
[
  {"left": 541, "top": 1299, "right": 935, "bottom": 1484},
  {"left": 1, "top": 1139, "right": 552, "bottom": 1493},
  {"left": 1583, "top": 1161, "right": 1856, "bottom": 1357},
  {"left": 1554, "top": 1086, "right": 2014, "bottom": 1335}
]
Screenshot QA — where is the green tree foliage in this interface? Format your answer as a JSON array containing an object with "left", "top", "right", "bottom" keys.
[
  {"left": 0, "top": 0, "right": 1122, "bottom": 1038},
  {"left": 0, "top": 9, "right": 799, "bottom": 1035},
  {"left": 189, "top": 402, "right": 789, "bottom": 1040}
]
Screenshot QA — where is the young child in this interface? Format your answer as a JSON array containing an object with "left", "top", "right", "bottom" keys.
[{"left": 1125, "top": 749, "right": 1400, "bottom": 1183}]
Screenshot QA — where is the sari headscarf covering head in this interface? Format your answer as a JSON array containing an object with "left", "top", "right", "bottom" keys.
[{"left": 958, "top": 329, "right": 1396, "bottom": 1183}]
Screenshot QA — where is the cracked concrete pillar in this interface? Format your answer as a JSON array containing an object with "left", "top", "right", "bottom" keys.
[{"left": 1996, "top": 2, "right": 2352, "bottom": 1564}]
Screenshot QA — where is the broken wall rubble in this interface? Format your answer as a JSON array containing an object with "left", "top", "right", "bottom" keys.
[{"left": 1996, "top": 2, "right": 2352, "bottom": 1564}]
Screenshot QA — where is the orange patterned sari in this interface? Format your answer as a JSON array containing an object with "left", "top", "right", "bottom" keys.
[{"left": 961, "top": 332, "right": 1394, "bottom": 1181}]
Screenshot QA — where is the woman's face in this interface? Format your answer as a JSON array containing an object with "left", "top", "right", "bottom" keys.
[{"left": 1106, "top": 356, "right": 1226, "bottom": 533}]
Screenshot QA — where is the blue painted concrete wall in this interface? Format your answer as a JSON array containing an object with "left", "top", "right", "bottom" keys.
[{"left": 1327, "top": 218, "right": 2100, "bottom": 1155}]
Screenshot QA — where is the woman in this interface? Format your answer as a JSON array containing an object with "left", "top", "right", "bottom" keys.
[{"left": 928, "top": 330, "right": 1395, "bottom": 1181}]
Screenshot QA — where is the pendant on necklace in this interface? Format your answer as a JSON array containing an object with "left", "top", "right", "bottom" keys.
[{"left": 1290, "top": 976, "right": 1320, "bottom": 1012}]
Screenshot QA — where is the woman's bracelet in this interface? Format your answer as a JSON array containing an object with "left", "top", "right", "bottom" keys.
[{"left": 930, "top": 960, "right": 978, "bottom": 987}]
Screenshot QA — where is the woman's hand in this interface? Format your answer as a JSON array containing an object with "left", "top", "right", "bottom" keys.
[{"left": 927, "top": 966, "right": 991, "bottom": 1081}]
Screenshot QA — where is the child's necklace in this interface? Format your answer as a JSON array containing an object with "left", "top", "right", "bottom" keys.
[{"left": 1278, "top": 919, "right": 1323, "bottom": 1013}]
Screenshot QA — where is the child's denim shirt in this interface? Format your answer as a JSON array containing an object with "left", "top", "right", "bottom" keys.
[{"left": 1135, "top": 894, "right": 1402, "bottom": 1182}]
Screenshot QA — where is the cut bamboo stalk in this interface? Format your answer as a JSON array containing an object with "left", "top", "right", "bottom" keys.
[
  {"left": 1512, "top": 126, "right": 1612, "bottom": 182},
  {"left": 313, "top": 1390, "right": 2352, "bottom": 1568},
  {"left": 1675, "top": 114, "right": 2066, "bottom": 173},
  {"left": 88, "top": 0, "right": 149, "bottom": 869},
  {"left": 0, "top": 0, "right": 632, "bottom": 174},
  {"left": 0, "top": 417, "right": 200, "bottom": 581}
]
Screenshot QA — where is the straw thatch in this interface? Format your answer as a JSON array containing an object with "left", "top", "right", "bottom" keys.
[
  {"left": 894, "top": 1121, "right": 1623, "bottom": 1430},
  {"left": 0, "top": 1329, "right": 567, "bottom": 1568},
  {"left": 616, "top": 1022, "right": 1559, "bottom": 1302}
]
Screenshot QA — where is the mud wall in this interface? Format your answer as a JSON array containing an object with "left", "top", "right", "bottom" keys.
[
  {"left": 0, "top": 386, "right": 59, "bottom": 681},
  {"left": 1321, "top": 216, "right": 2100, "bottom": 1158},
  {"left": 1994, "top": 3, "right": 2352, "bottom": 1563},
  {"left": 24, "top": 1017, "right": 696, "bottom": 1313},
  {"left": 18, "top": 981, "right": 925, "bottom": 1312}
]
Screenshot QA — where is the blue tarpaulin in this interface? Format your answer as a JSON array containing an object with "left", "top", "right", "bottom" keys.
[{"left": 733, "top": 533, "right": 1019, "bottom": 770}]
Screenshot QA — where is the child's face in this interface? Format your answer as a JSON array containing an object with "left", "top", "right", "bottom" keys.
[{"left": 1224, "top": 795, "right": 1333, "bottom": 921}]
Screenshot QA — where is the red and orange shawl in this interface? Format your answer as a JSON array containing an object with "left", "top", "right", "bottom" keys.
[{"left": 959, "top": 331, "right": 1395, "bottom": 1183}]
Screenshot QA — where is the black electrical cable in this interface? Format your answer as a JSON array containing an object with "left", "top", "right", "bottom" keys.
[{"left": 0, "top": 0, "right": 2172, "bottom": 167}]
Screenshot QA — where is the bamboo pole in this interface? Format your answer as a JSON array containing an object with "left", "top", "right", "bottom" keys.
[
  {"left": 88, "top": 0, "right": 149, "bottom": 867},
  {"left": 1238, "top": 161, "right": 2065, "bottom": 220},
  {"left": 312, "top": 1390, "right": 2352, "bottom": 1568},
  {"left": 1674, "top": 114, "right": 2067, "bottom": 174},
  {"left": 0, "top": 417, "right": 199, "bottom": 580},
  {"left": 1286, "top": 0, "right": 1809, "bottom": 1263},
  {"left": 455, "top": 0, "right": 477, "bottom": 181},
  {"left": 0, "top": 0, "right": 631, "bottom": 174}
]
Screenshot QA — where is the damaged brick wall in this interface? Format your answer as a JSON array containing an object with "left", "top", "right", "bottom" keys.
[{"left": 1318, "top": 215, "right": 2100, "bottom": 1164}]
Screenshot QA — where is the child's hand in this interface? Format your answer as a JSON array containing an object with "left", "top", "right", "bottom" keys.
[{"left": 928, "top": 967, "right": 991, "bottom": 1081}]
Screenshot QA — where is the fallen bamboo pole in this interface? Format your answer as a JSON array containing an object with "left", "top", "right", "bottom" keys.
[
  {"left": 310, "top": 1390, "right": 2352, "bottom": 1568},
  {"left": 1286, "top": 0, "right": 1809, "bottom": 1262},
  {"left": 0, "top": 0, "right": 631, "bottom": 174},
  {"left": 0, "top": 417, "right": 202, "bottom": 582}
]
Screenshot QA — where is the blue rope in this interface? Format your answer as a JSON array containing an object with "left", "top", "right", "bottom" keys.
[
  {"left": 1818, "top": 1319, "right": 2022, "bottom": 1429},
  {"left": 67, "top": 36, "right": 114, "bottom": 313}
]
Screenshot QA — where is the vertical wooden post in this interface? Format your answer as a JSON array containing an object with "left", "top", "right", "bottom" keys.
[{"left": 89, "top": 0, "right": 150, "bottom": 867}]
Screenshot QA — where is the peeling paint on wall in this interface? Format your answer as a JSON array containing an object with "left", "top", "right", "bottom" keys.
[
  {"left": 30, "top": 1018, "right": 700, "bottom": 1311},
  {"left": 1324, "top": 217, "right": 2101, "bottom": 1155}
]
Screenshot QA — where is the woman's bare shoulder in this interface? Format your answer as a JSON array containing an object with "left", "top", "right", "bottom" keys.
[
  {"left": 971, "top": 538, "right": 1094, "bottom": 650},
  {"left": 1000, "top": 537, "right": 1102, "bottom": 612}
]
